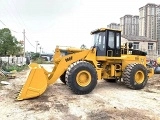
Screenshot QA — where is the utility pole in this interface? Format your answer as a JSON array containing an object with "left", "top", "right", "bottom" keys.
[
  {"left": 40, "top": 46, "right": 42, "bottom": 54},
  {"left": 39, "top": 46, "right": 42, "bottom": 58},
  {"left": 23, "top": 29, "right": 25, "bottom": 57},
  {"left": 35, "top": 41, "right": 39, "bottom": 53},
  {"left": 22, "top": 29, "right": 25, "bottom": 65},
  {"left": 41, "top": 48, "right": 43, "bottom": 53}
]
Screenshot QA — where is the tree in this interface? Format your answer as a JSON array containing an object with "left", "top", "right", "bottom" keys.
[
  {"left": 0, "top": 28, "right": 23, "bottom": 56},
  {"left": 80, "top": 44, "right": 87, "bottom": 49}
]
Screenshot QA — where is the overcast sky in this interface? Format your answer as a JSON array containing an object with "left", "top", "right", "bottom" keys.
[{"left": 0, "top": 0, "right": 159, "bottom": 53}]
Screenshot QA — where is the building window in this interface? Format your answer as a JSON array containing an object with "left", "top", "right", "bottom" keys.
[
  {"left": 148, "top": 43, "right": 154, "bottom": 50},
  {"left": 133, "top": 42, "right": 139, "bottom": 49}
]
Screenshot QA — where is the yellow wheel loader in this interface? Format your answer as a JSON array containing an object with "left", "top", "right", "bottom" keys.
[{"left": 17, "top": 28, "right": 154, "bottom": 100}]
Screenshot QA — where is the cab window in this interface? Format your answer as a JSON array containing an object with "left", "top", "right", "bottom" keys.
[
  {"left": 116, "top": 33, "right": 120, "bottom": 49},
  {"left": 108, "top": 31, "right": 114, "bottom": 48}
]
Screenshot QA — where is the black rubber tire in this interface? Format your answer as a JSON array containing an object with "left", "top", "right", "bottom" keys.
[
  {"left": 65, "top": 61, "right": 97, "bottom": 94},
  {"left": 123, "top": 63, "right": 148, "bottom": 90},
  {"left": 60, "top": 72, "right": 66, "bottom": 84},
  {"left": 104, "top": 79, "right": 116, "bottom": 83}
]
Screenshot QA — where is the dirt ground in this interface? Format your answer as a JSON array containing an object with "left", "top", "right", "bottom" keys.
[{"left": 0, "top": 64, "right": 160, "bottom": 120}]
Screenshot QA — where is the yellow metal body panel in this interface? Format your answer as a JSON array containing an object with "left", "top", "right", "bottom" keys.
[
  {"left": 95, "top": 54, "right": 153, "bottom": 79},
  {"left": 84, "top": 48, "right": 102, "bottom": 80}
]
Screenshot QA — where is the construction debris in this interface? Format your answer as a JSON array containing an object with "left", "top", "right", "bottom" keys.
[
  {"left": 0, "top": 81, "right": 10, "bottom": 85},
  {"left": 0, "top": 69, "right": 17, "bottom": 79}
]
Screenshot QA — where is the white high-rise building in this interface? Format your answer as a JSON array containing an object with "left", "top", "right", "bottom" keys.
[
  {"left": 139, "top": 3, "right": 160, "bottom": 54},
  {"left": 157, "top": 5, "right": 160, "bottom": 54},
  {"left": 107, "top": 23, "right": 120, "bottom": 30},
  {"left": 120, "top": 15, "right": 139, "bottom": 36},
  {"left": 132, "top": 16, "right": 139, "bottom": 36},
  {"left": 139, "top": 3, "right": 157, "bottom": 40}
]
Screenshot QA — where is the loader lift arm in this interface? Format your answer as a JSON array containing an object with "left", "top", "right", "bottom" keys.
[{"left": 47, "top": 47, "right": 94, "bottom": 85}]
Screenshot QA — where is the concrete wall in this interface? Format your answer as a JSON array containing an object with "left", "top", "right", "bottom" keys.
[
  {"left": 121, "top": 37, "right": 157, "bottom": 59},
  {"left": 0, "top": 57, "right": 26, "bottom": 65}
]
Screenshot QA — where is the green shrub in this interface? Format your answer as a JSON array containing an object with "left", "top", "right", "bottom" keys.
[
  {"left": 31, "top": 53, "right": 40, "bottom": 61},
  {"left": 32, "top": 58, "right": 52, "bottom": 64},
  {"left": 2, "top": 64, "right": 29, "bottom": 72}
]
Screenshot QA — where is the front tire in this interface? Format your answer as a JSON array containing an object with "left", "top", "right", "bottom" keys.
[
  {"left": 123, "top": 63, "right": 148, "bottom": 90},
  {"left": 65, "top": 61, "right": 97, "bottom": 94}
]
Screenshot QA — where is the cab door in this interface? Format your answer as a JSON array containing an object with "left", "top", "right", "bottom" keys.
[
  {"left": 106, "top": 30, "right": 121, "bottom": 57},
  {"left": 95, "top": 32, "right": 107, "bottom": 56}
]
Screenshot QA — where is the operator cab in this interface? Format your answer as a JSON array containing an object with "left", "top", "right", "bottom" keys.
[{"left": 91, "top": 28, "right": 121, "bottom": 57}]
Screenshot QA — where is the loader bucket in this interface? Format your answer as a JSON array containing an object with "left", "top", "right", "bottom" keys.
[{"left": 17, "top": 63, "right": 48, "bottom": 100}]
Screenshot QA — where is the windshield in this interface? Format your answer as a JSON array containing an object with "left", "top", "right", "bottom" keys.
[{"left": 93, "top": 32, "right": 105, "bottom": 51}]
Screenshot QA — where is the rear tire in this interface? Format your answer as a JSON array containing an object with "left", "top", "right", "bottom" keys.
[
  {"left": 66, "top": 61, "right": 97, "bottom": 94},
  {"left": 123, "top": 63, "right": 148, "bottom": 90}
]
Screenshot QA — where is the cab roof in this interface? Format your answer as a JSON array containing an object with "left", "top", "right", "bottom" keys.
[{"left": 90, "top": 28, "right": 121, "bottom": 34}]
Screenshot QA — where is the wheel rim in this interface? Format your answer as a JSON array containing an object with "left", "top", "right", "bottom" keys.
[
  {"left": 76, "top": 70, "right": 91, "bottom": 87},
  {"left": 135, "top": 70, "right": 144, "bottom": 84}
]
